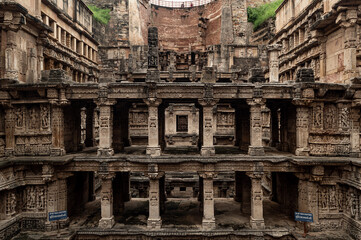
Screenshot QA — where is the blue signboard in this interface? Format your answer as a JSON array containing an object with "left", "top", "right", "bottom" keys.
[
  {"left": 49, "top": 210, "right": 68, "bottom": 221},
  {"left": 295, "top": 212, "right": 313, "bottom": 222}
]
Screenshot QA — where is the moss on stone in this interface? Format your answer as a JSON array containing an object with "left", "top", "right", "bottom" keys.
[
  {"left": 247, "top": 0, "right": 282, "bottom": 30},
  {"left": 88, "top": 5, "right": 111, "bottom": 25}
]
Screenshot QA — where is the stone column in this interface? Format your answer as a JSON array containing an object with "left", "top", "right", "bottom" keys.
[
  {"left": 99, "top": 174, "right": 115, "bottom": 228},
  {"left": 52, "top": 22, "right": 57, "bottom": 39},
  {"left": 319, "top": 37, "right": 327, "bottom": 82},
  {"left": 294, "top": 101, "right": 310, "bottom": 156},
  {"left": 297, "top": 176, "right": 319, "bottom": 224},
  {"left": 248, "top": 172, "right": 265, "bottom": 229},
  {"left": 57, "top": 27, "right": 62, "bottom": 43},
  {"left": 46, "top": 174, "right": 69, "bottom": 230},
  {"left": 200, "top": 172, "right": 216, "bottom": 230},
  {"left": 199, "top": 99, "right": 217, "bottom": 156},
  {"left": 147, "top": 170, "right": 163, "bottom": 229},
  {"left": 350, "top": 106, "right": 360, "bottom": 157},
  {"left": 247, "top": 99, "right": 265, "bottom": 156},
  {"left": 340, "top": 9, "right": 357, "bottom": 82},
  {"left": 4, "top": 106, "right": 15, "bottom": 156},
  {"left": 268, "top": 44, "right": 281, "bottom": 83},
  {"left": 51, "top": 104, "right": 66, "bottom": 156},
  {"left": 144, "top": 98, "right": 162, "bottom": 156},
  {"left": 97, "top": 100, "right": 116, "bottom": 156},
  {"left": 4, "top": 29, "right": 19, "bottom": 80}
]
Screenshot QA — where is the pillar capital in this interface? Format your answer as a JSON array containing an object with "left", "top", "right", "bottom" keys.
[
  {"left": 144, "top": 98, "right": 162, "bottom": 107},
  {"left": 198, "top": 98, "right": 219, "bottom": 107},
  {"left": 247, "top": 98, "right": 265, "bottom": 107},
  {"left": 198, "top": 171, "right": 217, "bottom": 179}
]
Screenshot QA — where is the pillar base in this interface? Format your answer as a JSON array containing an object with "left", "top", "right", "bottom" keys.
[
  {"left": 202, "top": 218, "right": 216, "bottom": 230},
  {"left": 295, "top": 148, "right": 309, "bottom": 156},
  {"left": 99, "top": 216, "right": 115, "bottom": 229},
  {"left": 97, "top": 148, "right": 114, "bottom": 156},
  {"left": 250, "top": 217, "right": 265, "bottom": 229},
  {"left": 147, "top": 218, "right": 162, "bottom": 229},
  {"left": 248, "top": 146, "right": 265, "bottom": 156},
  {"left": 201, "top": 147, "right": 215, "bottom": 156},
  {"left": 146, "top": 146, "right": 161, "bottom": 156}
]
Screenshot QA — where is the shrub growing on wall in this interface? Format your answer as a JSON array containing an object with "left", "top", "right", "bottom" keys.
[
  {"left": 88, "top": 5, "right": 111, "bottom": 25},
  {"left": 247, "top": 0, "right": 282, "bottom": 30}
]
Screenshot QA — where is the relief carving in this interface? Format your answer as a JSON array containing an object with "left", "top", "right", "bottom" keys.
[
  {"left": 23, "top": 186, "right": 46, "bottom": 211},
  {"left": 6, "top": 191, "right": 16, "bottom": 216}
]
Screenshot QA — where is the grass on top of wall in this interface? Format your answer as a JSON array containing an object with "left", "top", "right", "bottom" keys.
[
  {"left": 88, "top": 5, "right": 111, "bottom": 25},
  {"left": 247, "top": 0, "right": 283, "bottom": 30}
]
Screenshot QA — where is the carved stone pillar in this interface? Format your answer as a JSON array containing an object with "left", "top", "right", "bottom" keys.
[
  {"left": 147, "top": 169, "right": 163, "bottom": 229},
  {"left": 4, "top": 106, "right": 15, "bottom": 156},
  {"left": 247, "top": 99, "right": 265, "bottom": 156},
  {"left": 199, "top": 172, "right": 216, "bottom": 230},
  {"left": 51, "top": 104, "right": 66, "bottom": 156},
  {"left": 4, "top": 29, "right": 19, "bottom": 80},
  {"left": 99, "top": 174, "right": 115, "bottom": 228},
  {"left": 46, "top": 175, "right": 69, "bottom": 230},
  {"left": 268, "top": 44, "right": 281, "bottom": 83},
  {"left": 199, "top": 100, "right": 217, "bottom": 156},
  {"left": 319, "top": 38, "right": 327, "bottom": 82},
  {"left": 144, "top": 98, "right": 162, "bottom": 156},
  {"left": 297, "top": 176, "right": 319, "bottom": 224},
  {"left": 340, "top": 9, "right": 358, "bottom": 82},
  {"left": 97, "top": 101, "right": 116, "bottom": 156},
  {"left": 248, "top": 172, "right": 265, "bottom": 229},
  {"left": 294, "top": 102, "right": 310, "bottom": 156},
  {"left": 350, "top": 106, "right": 360, "bottom": 157}
]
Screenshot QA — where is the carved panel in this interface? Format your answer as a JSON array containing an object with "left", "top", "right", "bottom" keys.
[
  {"left": 14, "top": 135, "right": 51, "bottom": 156},
  {"left": 128, "top": 103, "right": 148, "bottom": 146},
  {"left": 214, "top": 104, "right": 235, "bottom": 145},
  {"left": 22, "top": 186, "right": 46, "bottom": 212},
  {"left": 6, "top": 191, "right": 16, "bottom": 216},
  {"left": 324, "top": 104, "right": 338, "bottom": 130},
  {"left": 309, "top": 134, "right": 350, "bottom": 156}
]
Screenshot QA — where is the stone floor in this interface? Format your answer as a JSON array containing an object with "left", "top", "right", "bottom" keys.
[
  {"left": 68, "top": 198, "right": 295, "bottom": 230},
  {"left": 11, "top": 198, "right": 354, "bottom": 239}
]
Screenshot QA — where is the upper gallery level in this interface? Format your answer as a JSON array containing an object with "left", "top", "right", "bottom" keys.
[
  {"left": 0, "top": 0, "right": 99, "bottom": 84},
  {"left": 269, "top": 0, "right": 361, "bottom": 85}
]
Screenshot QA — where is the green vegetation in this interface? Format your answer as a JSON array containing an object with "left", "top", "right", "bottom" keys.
[
  {"left": 88, "top": 5, "right": 111, "bottom": 25},
  {"left": 247, "top": 0, "right": 283, "bottom": 30}
]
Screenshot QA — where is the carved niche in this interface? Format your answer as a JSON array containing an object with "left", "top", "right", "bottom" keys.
[
  {"left": 128, "top": 103, "right": 148, "bottom": 146},
  {"left": 214, "top": 104, "right": 235, "bottom": 145},
  {"left": 13, "top": 104, "right": 51, "bottom": 156},
  {"left": 164, "top": 103, "right": 199, "bottom": 148}
]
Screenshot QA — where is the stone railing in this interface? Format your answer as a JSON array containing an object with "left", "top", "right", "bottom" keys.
[{"left": 150, "top": 0, "right": 213, "bottom": 8}]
